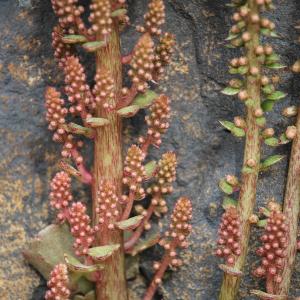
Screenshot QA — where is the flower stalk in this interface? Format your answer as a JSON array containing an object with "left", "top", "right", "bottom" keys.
[
  {"left": 217, "top": 0, "right": 285, "bottom": 299},
  {"left": 274, "top": 107, "right": 300, "bottom": 296},
  {"left": 27, "top": 1, "right": 192, "bottom": 300}
]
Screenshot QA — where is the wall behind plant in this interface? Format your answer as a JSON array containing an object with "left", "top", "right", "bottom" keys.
[{"left": 1, "top": 0, "right": 300, "bottom": 299}]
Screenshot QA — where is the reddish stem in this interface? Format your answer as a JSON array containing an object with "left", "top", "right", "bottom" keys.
[
  {"left": 121, "top": 191, "right": 136, "bottom": 220},
  {"left": 141, "top": 135, "right": 153, "bottom": 156},
  {"left": 124, "top": 202, "right": 155, "bottom": 251},
  {"left": 143, "top": 241, "right": 177, "bottom": 300},
  {"left": 121, "top": 53, "right": 133, "bottom": 64},
  {"left": 70, "top": 148, "right": 92, "bottom": 184},
  {"left": 116, "top": 85, "right": 138, "bottom": 109}
]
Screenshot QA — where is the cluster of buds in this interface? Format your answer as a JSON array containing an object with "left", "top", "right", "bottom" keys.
[
  {"left": 123, "top": 145, "right": 146, "bottom": 200},
  {"left": 51, "top": 0, "right": 85, "bottom": 30},
  {"left": 69, "top": 202, "right": 94, "bottom": 256},
  {"left": 64, "top": 56, "right": 93, "bottom": 117},
  {"left": 45, "top": 87, "right": 68, "bottom": 141},
  {"left": 141, "top": 95, "right": 171, "bottom": 147},
  {"left": 52, "top": 25, "right": 73, "bottom": 69},
  {"left": 128, "top": 33, "right": 155, "bottom": 92},
  {"left": 45, "top": 263, "right": 70, "bottom": 300},
  {"left": 153, "top": 32, "right": 175, "bottom": 76},
  {"left": 215, "top": 207, "right": 241, "bottom": 266},
  {"left": 147, "top": 152, "right": 177, "bottom": 195},
  {"left": 88, "top": 0, "right": 112, "bottom": 37},
  {"left": 92, "top": 68, "right": 115, "bottom": 109},
  {"left": 253, "top": 205, "right": 288, "bottom": 286},
  {"left": 159, "top": 197, "right": 192, "bottom": 265},
  {"left": 61, "top": 135, "right": 84, "bottom": 164},
  {"left": 49, "top": 171, "right": 72, "bottom": 221},
  {"left": 95, "top": 180, "right": 120, "bottom": 230},
  {"left": 137, "top": 0, "right": 165, "bottom": 36}
]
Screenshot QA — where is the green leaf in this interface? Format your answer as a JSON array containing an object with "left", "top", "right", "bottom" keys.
[
  {"left": 219, "top": 120, "right": 235, "bottom": 131},
  {"left": 257, "top": 219, "right": 268, "bottom": 228},
  {"left": 117, "top": 105, "right": 140, "bottom": 118},
  {"left": 262, "top": 100, "right": 275, "bottom": 112},
  {"left": 222, "top": 197, "right": 238, "bottom": 209},
  {"left": 115, "top": 216, "right": 143, "bottom": 230},
  {"left": 262, "top": 84, "right": 275, "bottom": 95},
  {"left": 265, "top": 53, "right": 280, "bottom": 63},
  {"left": 250, "top": 290, "right": 285, "bottom": 300},
  {"left": 74, "top": 291, "right": 96, "bottom": 300},
  {"left": 86, "top": 117, "right": 110, "bottom": 128},
  {"left": 111, "top": 8, "right": 127, "bottom": 17},
  {"left": 64, "top": 254, "right": 103, "bottom": 273},
  {"left": 82, "top": 41, "right": 107, "bottom": 52},
  {"left": 231, "top": 126, "right": 245, "bottom": 137},
  {"left": 260, "top": 155, "right": 285, "bottom": 171},
  {"left": 242, "top": 166, "right": 255, "bottom": 174},
  {"left": 238, "top": 66, "right": 249, "bottom": 75},
  {"left": 219, "top": 179, "right": 234, "bottom": 195},
  {"left": 221, "top": 87, "right": 240, "bottom": 96},
  {"left": 88, "top": 244, "right": 120, "bottom": 261},
  {"left": 267, "top": 91, "right": 287, "bottom": 101},
  {"left": 144, "top": 161, "right": 157, "bottom": 179},
  {"left": 255, "top": 117, "right": 266, "bottom": 127},
  {"left": 229, "top": 67, "right": 239, "bottom": 74},
  {"left": 279, "top": 133, "right": 290, "bottom": 145},
  {"left": 128, "top": 233, "right": 160, "bottom": 256},
  {"left": 264, "top": 137, "right": 279, "bottom": 147},
  {"left": 62, "top": 34, "right": 87, "bottom": 44},
  {"left": 270, "top": 31, "right": 280, "bottom": 38},
  {"left": 245, "top": 99, "right": 254, "bottom": 107},
  {"left": 260, "top": 28, "right": 271, "bottom": 36},
  {"left": 225, "top": 33, "right": 239, "bottom": 41},
  {"left": 64, "top": 123, "right": 94, "bottom": 138},
  {"left": 23, "top": 224, "right": 74, "bottom": 279},
  {"left": 266, "top": 62, "right": 286, "bottom": 69},
  {"left": 132, "top": 90, "right": 158, "bottom": 108}
]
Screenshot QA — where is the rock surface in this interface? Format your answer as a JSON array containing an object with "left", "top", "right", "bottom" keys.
[{"left": 1, "top": 0, "right": 300, "bottom": 299}]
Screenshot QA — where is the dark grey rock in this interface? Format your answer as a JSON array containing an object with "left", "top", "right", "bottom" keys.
[{"left": 1, "top": 0, "right": 300, "bottom": 299}]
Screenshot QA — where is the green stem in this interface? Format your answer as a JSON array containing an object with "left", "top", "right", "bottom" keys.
[
  {"left": 92, "top": 21, "right": 128, "bottom": 300},
  {"left": 274, "top": 108, "right": 300, "bottom": 297},
  {"left": 219, "top": 1, "right": 262, "bottom": 299}
]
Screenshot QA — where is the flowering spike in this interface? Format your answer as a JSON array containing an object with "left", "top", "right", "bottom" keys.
[
  {"left": 140, "top": 94, "right": 171, "bottom": 149},
  {"left": 137, "top": 0, "right": 165, "bottom": 36},
  {"left": 147, "top": 152, "right": 176, "bottom": 195},
  {"left": 88, "top": 0, "right": 113, "bottom": 37},
  {"left": 153, "top": 32, "right": 175, "bottom": 79},
  {"left": 52, "top": 25, "right": 73, "bottom": 69},
  {"left": 96, "top": 180, "right": 120, "bottom": 230},
  {"left": 253, "top": 204, "right": 288, "bottom": 292},
  {"left": 166, "top": 197, "right": 192, "bottom": 247},
  {"left": 128, "top": 33, "right": 155, "bottom": 93},
  {"left": 215, "top": 207, "right": 241, "bottom": 266},
  {"left": 45, "top": 86, "right": 68, "bottom": 142},
  {"left": 123, "top": 145, "right": 146, "bottom": 199},
  {"left": 143, "top": 197, "right": 192, "bottom": 300},
  {"left": 69, "top": 202, "right": 94, "bottom": 256},
  {"left": 64, "top": 56, "right": 93, "bottom": 118},
  {"left": 92, "top": 68, "right": 115, "bottom": 109},
  {"left": 50, "top": 171, "right": 73, "bottom": 222},
  {"left": 51, "top": 0, "right": 85, "bottom": 30},
  {"left": 45, "top": 264, "right": 70, "bottom": 300}
]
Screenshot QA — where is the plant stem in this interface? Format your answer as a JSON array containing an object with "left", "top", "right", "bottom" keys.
[
  {"left": 143, "top": 245, "right": 173, "bottom": 300},
  {"left": 92, "top": 21, "right": 128, "bottom": 300},
  {"left": 219, "top": 1, "right": 262, "bottom": 299},
  {"left": 274, "top": 108, "right": 300, "bottom": 297}
]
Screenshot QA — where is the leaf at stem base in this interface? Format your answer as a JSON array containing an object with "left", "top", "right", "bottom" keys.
[{"left": 87, "top": 244, "right": 120, "bottom": 261}]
